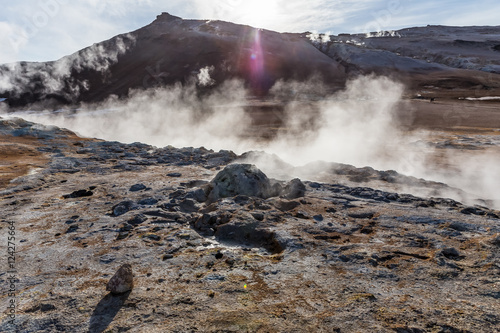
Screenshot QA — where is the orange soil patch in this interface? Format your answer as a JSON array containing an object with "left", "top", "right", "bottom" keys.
[{"left": 0, "top": 136, "right": 49, "bottom": 189}]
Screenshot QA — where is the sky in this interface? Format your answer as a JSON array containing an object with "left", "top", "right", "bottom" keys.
[{"left": 1, "top": 0, "right": 499, "bottom": 64}]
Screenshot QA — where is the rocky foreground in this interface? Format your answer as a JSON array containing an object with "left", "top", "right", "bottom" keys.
[{"left": 0, "top": 117, "right": 499, "bottom": 332}]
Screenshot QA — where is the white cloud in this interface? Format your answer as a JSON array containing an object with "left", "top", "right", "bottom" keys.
[
  {"left": 1, "top": 0, "right": 499, "bottom": 64},
  {"left": 0, "top": 22, "right": 26, "bottom": 64}
]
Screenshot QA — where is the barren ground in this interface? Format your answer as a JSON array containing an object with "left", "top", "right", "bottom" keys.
[{"left": 0, "top": 101, "right": 499, "bottom": 333}]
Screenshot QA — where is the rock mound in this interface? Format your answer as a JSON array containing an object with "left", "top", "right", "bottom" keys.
[{"left": 206, "top": 164, "right": 305, "bottom": 202}]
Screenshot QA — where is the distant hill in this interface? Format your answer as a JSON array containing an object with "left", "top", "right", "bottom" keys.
[{"left": 1, "top": 13, "right": 500, "bottom": 108}]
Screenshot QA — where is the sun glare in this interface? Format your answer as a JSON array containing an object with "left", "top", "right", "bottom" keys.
[{"left": 239, "top": 0, "right": 280, "bottom": 29}]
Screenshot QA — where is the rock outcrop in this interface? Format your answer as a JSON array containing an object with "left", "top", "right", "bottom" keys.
[
  {"left": 106, "top": 264, "right": 134, "bottom": 295},
  {"left": 205, "top": 163, "right": 306, "bottom": 202}
]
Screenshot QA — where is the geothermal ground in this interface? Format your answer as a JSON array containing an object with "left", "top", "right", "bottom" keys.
[
  {"left": 0, "top": 99, "right": 499, "bottom": 332},
  {"left": 1, "top": 13, "right": 500, "bottom": 333}
]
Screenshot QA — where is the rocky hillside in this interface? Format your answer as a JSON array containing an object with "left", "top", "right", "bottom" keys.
[
  {"left": 0, "top": 117, "right": 499, "bottom": 332},
  {"left": 0, "top": 13, "right": 345, "bottom": 108},
  {"left": 1, "top": 14, "right": 500, "bottom": 108}
]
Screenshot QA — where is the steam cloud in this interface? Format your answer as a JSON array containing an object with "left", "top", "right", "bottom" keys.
[
  {"left": 0, "top": 34, "right": 135, "bottom": 100},
  {"left": 5, "top": 74, "right": 500, "bottom": 208}
]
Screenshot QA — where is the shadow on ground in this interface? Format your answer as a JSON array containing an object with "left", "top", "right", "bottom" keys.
[{"left": 89, "top": 291, "right": 131, "bottom": 333}]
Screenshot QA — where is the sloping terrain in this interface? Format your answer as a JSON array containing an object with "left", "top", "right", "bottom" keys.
[
  {"left": 0, "top": 13, "right": 345, "bottom": 108},
  {"left": 320, "top": 25, "right": 500, "bottom": 98},
  {"left": 2, "top": 15, "right": 500, "bottom": 108},
  {"left": 0, "top": 118, "right": 499, "bottom": 332}
]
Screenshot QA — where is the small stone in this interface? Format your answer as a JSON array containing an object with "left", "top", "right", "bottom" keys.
[
  {"left": 348, "top": 211, "right": 375, "bottom": 219},
  {"left": 208, "top": 290, "right": 215, "bottom": 298},
  {"left": 106, "top": 264, "right": 134, "bottom": 294},
  {"left": 251, "top": 212, "right": 265, "bottom": 221},
  {"left": 138, "top": 198, "right": 159, "bottom": 206},
  {"left": 313, "top": 214, "right": 324, "bottom": 222},
  {"left": 128, "top": 214, "right": 148, "bottom": 226},
  {"left": 215, "top": 251, "right": 223, "bottom": 259},
  {"left": 441, "top": 247, "right": 461, "bottom": 260},
  {"left": 162, "top": 254, "right": 174, "bottom": 260},
  {"left": 100, "top": 254, "right": 116, "bottom": 264},
  {"left": 167, "top": 172, "right": 182, "bottom": 177},
  {"left": 66, "top": 225, "right": 79, "bottom": 233},
  {"left": 116, "top": 231, "right": 129, "bottom": 240},
  {"left": 274, "top": 200, "right": 300, "bottom": 212},
  {"left": 491, "top": 234, "right": 500, "bottom": 247},
  {"left": 129, "top": 184, "right": 147, "bottom": 192},
  {"left": 112, "top": 201, "right": 137, "bottom": 217},
  {"left": 40, "top": 304, "right": 56, "bottom": 312},
  {"left": 143, "top": 233, "right": 161, "bottom": 241},
  {"left": 63, "top": 189, "right": 93, "bottom": 199}
]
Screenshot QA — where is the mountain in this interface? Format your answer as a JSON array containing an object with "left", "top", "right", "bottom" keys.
[
  {"left": 1, "top": 14, "right": 500, "bottom": 108},
  {"left": 0, "top": 13, "right": 346, "bottom": 108}
]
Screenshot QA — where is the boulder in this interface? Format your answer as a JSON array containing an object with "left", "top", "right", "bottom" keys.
[
  {"left": 106, "top": 264, "right": 134, "bottom": 294},
  {"left": 281, "top": 178, "right": 306, "bottom": 199},
  {"left": 206, "top": 164, "right": 304, "bottom": 202},
  {"left": 207, "top": 164, "right": 275, "bottom": 201}
]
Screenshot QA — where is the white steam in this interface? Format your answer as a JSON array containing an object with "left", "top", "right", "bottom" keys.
[
  {"left": 10, "top": 75, "right": 500, "bottom": 208},
  {"left": 197, "top": 66, "right": 215, "bottom": 87},
  {"left": 0, "top": 34, "right": 135, "bottom": 99}
]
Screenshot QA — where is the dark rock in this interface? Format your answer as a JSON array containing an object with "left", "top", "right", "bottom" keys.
[
  {"left": 128, "top": 214, "right": 148, "bottom": 226},
  {"left": 66, "top": 225, "right": 79, "bottom": 233},
  {"left": 63, "top": 189, "right": 93, "bottom": 199},
  {"left": 106, "top": 264, "right": 134, "bottom": 294},
  {"left": 313, "top": 214, "right": 324, "bottom": 222},
  {"left": 179, "top": 199, "right": 199, "bottom": 213},
  {"left": 162, "top": 254, "right": 174, "bottom": 260},
  {"left": 183, "top": 180, "right": 209, "bottom": 188},
  {"left": 348, "top": 211, "right": 375, "bottom": 219},
  {"left": 395, "top": 327, "right": 426, "bottom": 333},
  {"left": 100, "top": 254, "right": 116, "bottom": 264},
  {"left": 116, "top": 232, "right": 129, "bottom": 240},
  {"left": 273, "top": 200, "right": 301, "bottom": 212},
  {"left": 143, "top": 233, "right": 161, "bottom": 241},
  {"left": 129, "top": 184, "right": 147, "bottom": 192},
  {"left": 40, "top": 304, "right": 56, "bottom": 312},
  {"left": 214, "top": 251, "right": 223, "bottom": 259},
  {"left": 295, "top": 211, "right": 310, "bottom": 219},
  {"left": 491, "top": 235, "right": 500, "bottom": 247},
  {"left": 214, "top": 215, "right": 284, "bottom": 254},
  {"left": 234, "top": 195, "right": 250, "bottom": 204},
  {"left": 441, "top": 247, "right": 461, "bottom": 260},
  {"left": 167, "top": 172, "right": 182, "bottom": 177},
  {"left": 138, "top": 198, "right": 159, "bottom": 206},
  {"left": 207, "top": 164, "right": 275, "bottom": 201},
  {"left": 191, "top": 188, "right": 208, "bottom": 203},
  {"left": 112, "top": 201, "right": 137, "bottom": 217},
  {"left": 308, "top": 182, "right": 322, "bottom": 189},
  {"left": 281, "top": 178, "right": 306, "bottom": 199},
  {"left": 460, "top": 206, "right": 487, "bottom": 216},
  {"left": 251, "top": 212, "right": 265, "bottom": 221},
  {"left": 448, "top": 221, "right": 475, "bottom": 232},
  {"left": 119, "top": 224, "right": 133, "bottom": 232}
]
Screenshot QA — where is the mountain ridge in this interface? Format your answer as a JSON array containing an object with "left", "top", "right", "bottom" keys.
[{"left": 1, "top": 13, "right": 500, "bottom": 108}]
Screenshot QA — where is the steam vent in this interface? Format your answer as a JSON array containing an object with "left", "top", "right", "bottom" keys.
[{"left": 1, "top": 11, "right": 500, "bottom": 333}]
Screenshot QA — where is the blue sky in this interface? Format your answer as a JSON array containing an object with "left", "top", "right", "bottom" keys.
[{"left": 1, "top": 0, "right": 499, "bottom": 64}]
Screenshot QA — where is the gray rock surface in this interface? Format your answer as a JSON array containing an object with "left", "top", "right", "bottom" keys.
[
  {"left": 0, "top": 119, "right": 499, "bottom": 333},
  {"left": 106, "top": 264, "right": 134, "bottom": 295}
]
